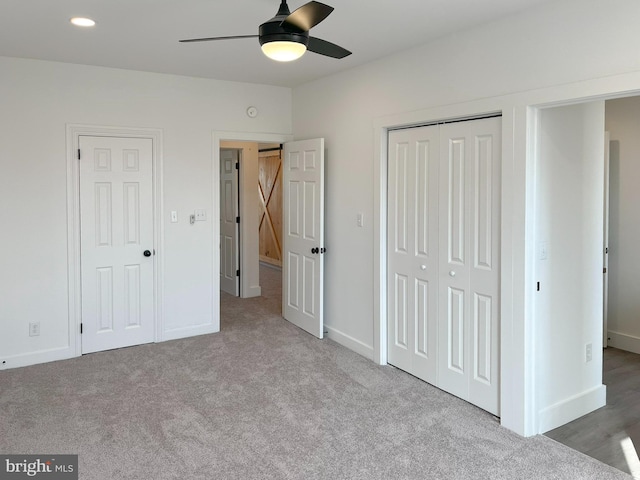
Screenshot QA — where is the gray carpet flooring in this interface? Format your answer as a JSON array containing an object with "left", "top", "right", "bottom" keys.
[{"left": 0, "top": 266, "right": 630, "bottom": 479}]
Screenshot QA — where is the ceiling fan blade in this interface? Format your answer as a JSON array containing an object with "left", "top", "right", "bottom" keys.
[
  {"left": 282, "top": 1, "right": 333, "bottom": 32},
  {"left": 307, "top": 37, "right": 351, "bottom": 59},
  {"left": 179, "top": 35, "right": 258, "bottom": 43}
]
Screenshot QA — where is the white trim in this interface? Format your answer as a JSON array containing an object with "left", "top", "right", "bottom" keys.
[
  {"left": 163, "top": 324, "right": 217, "bottom": 342},
  {"left": 538, "top": 385, "right": 606, "bottom": 434},
  {"left": 243, "top": 286, "right": 262, "bottom": 298},
  {"left": 325, "top": 326, "right": 374, "bottom": 361},
  {"left": 212, "top": 131, "right": 293, "bottom": 331},
  {"left": 66, "top": 124, "right": 164, "bottom": 355},
  {"left": 0, "top": 347, "right": 73, "bottom": 370},
  {"left": 608, "top": 330, "right": 640, "bottom": 355}
]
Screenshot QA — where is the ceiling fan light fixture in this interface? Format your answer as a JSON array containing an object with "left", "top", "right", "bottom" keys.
[{"left": 261, "top": 40, "right": 307, "bottom": 62}]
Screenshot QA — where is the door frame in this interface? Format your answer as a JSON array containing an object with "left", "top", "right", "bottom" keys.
[
  {"left": 603, "top": 130, "right": 611, "bottom": 349},
  {"left": 212, "top": 131, "right": 293, "bottom": 331},
  {"left": 66, "top": 124, "right": 164, "bottom": 356},
  {"left": 374, "top": 105, "right": 518, "bottom": 432}
]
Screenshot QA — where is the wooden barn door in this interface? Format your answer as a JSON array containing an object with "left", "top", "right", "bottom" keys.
[{"left": 258, "top": 146, "right": 283, "bottom": 267}]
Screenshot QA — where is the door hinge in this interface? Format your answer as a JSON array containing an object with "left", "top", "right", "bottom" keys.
[
  {"left": 80, "top": 323, "right": 83, "bottom": 334},
  {"left": 235, "top": 162, "right": 239, "bottom": 170},
  {"left": 77, "top": 149, "right": 81, "bottom": 160},
  {"left": 603, "top": 267, "right": 607, "bottom": 274},
  {"left": 236, "top": 216, "right": 240, "bottom": 224},
  {"left": 236, "top": 269, "right": 240, "bottom": 277},
  {"left": 537, "top": 282, "right": 540, "bottom": 292}
]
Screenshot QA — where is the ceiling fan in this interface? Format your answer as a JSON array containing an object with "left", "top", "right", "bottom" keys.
[{"left": 180, "top": 0, "right": 351, "bottom": 62}]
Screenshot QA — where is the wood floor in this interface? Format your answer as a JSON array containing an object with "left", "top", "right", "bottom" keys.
[{"left": 546, "top": 347, "right": 640, "bottom": 477}]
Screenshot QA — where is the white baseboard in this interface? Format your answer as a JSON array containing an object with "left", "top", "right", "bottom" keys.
[
  {"left": 1, "top": 325, "right": 220, "bottom": 370},
  {"left": 0, "top": 346, "right": 75, "bottom": 370},
  {"left": 538, "top": 384, "right": 606, "bottom": 434},
  {"left": 162, "top": 324, "right": 218, "bottom": 342},
  {"left": 325, "top": 325, "right": 374, "bottom": 360},
  {"left": 242, "top": 285, "right": 261, "bottom": 298},
  {"left": 607, "top": 330, "right": 640, "bottom": 354}
]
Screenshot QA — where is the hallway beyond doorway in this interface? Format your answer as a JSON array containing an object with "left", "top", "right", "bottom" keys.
[{"left": 546, "top": 348, "right": 640, "bottom": 477}]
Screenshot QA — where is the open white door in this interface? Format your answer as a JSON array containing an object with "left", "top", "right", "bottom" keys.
[
  {"left": 220, "top": 149, "right": 240, "bottom": 296},
  {"left": 282, "top": 138, "right": 325, "bottom": 338}
]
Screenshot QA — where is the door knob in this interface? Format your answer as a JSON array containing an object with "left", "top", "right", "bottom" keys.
[
  {"left": 143, "top": 250, "right": 151, "bottom": 257},
  {"left": 449, "top": 270, "right": 456, "bottom": 277}
]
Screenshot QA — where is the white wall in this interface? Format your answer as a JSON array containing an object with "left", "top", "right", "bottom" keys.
[
  {"left": 292, "top": 0, "right": 640, "bottom": 356},
  {"left": 605, "top": 97, "right": 640, "bottom": 353},
  {"left": 291, "top": 0, "right": 640, "bottom": 435},
  {"left": 0, "top": 56, "right": 291, "bottom": 369},
  {"left": 535, "top": 103, "right": 606, "bottom": 433}
]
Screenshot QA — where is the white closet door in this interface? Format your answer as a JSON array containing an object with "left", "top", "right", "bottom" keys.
[
  {"left": 387, "top": 117, "right": 501, "bottom": 416},
  {"left": 387, "top": 126, "right": 440, "bottom": 384},
  {"left": 437, "top": 117, "right": 501, "bottom": 415}
]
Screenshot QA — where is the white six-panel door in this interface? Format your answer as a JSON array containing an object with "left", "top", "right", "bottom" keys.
[
  {"left": 387, "top": 125, "right": 440, "bottom": 384},
  {"left": 220, "top": 149, "right": 240, "bottom": 296},
  {"left": 79, "top": 135, "right": 155, "bottom": 354},
  {"left": 283, "top": 138, "right": 325, "bottom": 339},
  {"left": 388, "top": 117, "right": 501, "bottom": 415},
  {"left": 437, "top": 118, "right": 501, "bottom": 415}
]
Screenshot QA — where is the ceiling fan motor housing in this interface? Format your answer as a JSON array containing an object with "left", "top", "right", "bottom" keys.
[{"left": 259, "top": 12, "right": 309, "bottom": 48}]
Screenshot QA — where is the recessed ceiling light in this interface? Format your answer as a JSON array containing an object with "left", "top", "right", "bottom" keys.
[{"left": 70, "top": 17, "right": 96, "bottom": 27}]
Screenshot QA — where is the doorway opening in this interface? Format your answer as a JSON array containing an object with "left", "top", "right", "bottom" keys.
[
  {"left": 214, "top": 132, "right": 327, "bottom": 340},
  {"left": 540, "top": 95, "right": 640, "bottom": 476},
  {"left": 218, "top": 141, "right": 285, "bottom": 301}
]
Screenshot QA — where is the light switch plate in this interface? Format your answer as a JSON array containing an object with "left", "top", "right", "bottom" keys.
[{"left": 171, "top": 211, "right": 178, "bottom": 223}]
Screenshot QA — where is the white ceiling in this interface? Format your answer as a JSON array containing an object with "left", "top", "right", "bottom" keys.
[{"left": 0, "top": 0, "right": 554, "bottom": 88}]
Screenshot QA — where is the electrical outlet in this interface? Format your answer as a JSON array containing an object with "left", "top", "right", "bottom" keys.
[
  {"left": 586, "top": 343, "right": 592, "bottom": 363},
  {"left": 195, "top": 209, "right": 206, "bottom": 221},
  {"left": 357, "top": 213, "right": 364, "bottom": 227},
  {"left": 29, "top": 322, "right": 40, "bottom": 337}
]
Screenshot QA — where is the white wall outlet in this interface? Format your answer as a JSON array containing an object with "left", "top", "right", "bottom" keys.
[
  {"left": 171, "top": 211, "right": 178, "bottom": 223},
  {"left": 357, "top": 213, "right": 364, "bottom": 227},
  {"left": 195, "top": 209, "right": 206, "bottom": 221},
  {"left": 29, "top": 322, "right": 40, "bottom": 337},
  {"left": 586, "top": 343, "right": 592, "bottom": 362}
]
